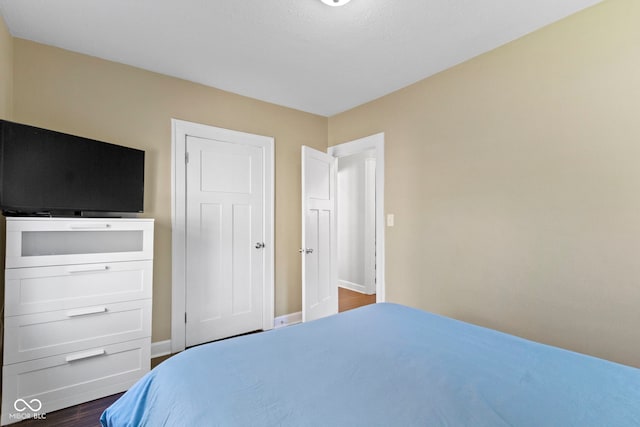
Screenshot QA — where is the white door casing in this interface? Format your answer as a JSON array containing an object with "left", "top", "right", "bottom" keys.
[
  {"left": 328, "top": 133, "right": 385, "bottom": 302},
  {"left": 172, "top": 119, "right": 274, "bottom": 353},
  {"left": 185, "top": 136, "right": 263, "bottom": 346},
  {"left": 302, "top": 146, "right": 338, "bottom": 322}
]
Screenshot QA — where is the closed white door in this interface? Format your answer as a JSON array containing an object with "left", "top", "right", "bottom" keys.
[
  {"left": 185, "top": 135, "right": 264, "bottom": 346},
  {"left": 302, "top": 146, "right": 338, "bottom": 322}
]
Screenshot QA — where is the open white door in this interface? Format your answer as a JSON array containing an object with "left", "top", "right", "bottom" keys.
[{"left": 302, "top": 146, "right": 338, "bottom": 322}]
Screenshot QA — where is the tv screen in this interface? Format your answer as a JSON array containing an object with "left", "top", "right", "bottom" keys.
[{"left": 0, "top": 120, "right": 145, "bottom": 216}]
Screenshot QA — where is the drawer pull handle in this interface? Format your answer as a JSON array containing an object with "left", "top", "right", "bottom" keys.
[
  {"left": 67, "top": 265, "right": 109, "bottom": 274},
  {"left": 69, "top": 224, "right": 112, "bottom": 230},
  {"left": 67, "top": 306, "right": 108, "bottom": 317},
  {"left": 65, "top": 348, "right": 106, "bottom": 363}
]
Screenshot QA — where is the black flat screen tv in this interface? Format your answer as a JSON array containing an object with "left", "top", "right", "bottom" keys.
[{"left": 0, "top": 120, "right": 145, "bottom": 217}]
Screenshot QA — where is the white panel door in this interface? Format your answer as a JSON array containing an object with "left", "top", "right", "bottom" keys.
[
  {"left": 185, "top": 135, "right": 264, "bottom": 346},
  {"left": 302, "top": 146, "right": 338, "bottom": 322}
]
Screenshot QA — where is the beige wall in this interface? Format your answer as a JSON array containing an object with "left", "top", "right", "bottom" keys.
[
  {"left": 329, "top": 0, "right": 640, "bottom": 367},
  {"left": 0, "top": 13, "right": 13, "bottom": 119},
  {"left": 13, "top": 39, "right": 328, "bottom": 342}
]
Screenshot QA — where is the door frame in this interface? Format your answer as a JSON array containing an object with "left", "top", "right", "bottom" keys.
[
  {"left": 171, "top": 119, "right": 274, "bottom": 353},
  {"left": 328, "top": 133, "right": 385, "bottom": 302}
]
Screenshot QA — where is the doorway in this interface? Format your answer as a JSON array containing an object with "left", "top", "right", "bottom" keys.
[
  {"left": 301, "top": 133, "right": 385, "bottom": 321},
  {"left": 336, "top": 149, "right": 377, "bottom": 311},
  {"left": 171, "top": 119, "right": 274, "bottom": 353},
  {"left": 329, "top": 133, "right": 385, "bottom": 306}
]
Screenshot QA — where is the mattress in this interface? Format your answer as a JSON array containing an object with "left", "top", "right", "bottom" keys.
[{"left": 101, "top": 303, "right": 640, "bottom": 426}]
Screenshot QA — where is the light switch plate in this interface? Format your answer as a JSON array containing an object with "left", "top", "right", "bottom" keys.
[{"left": 387, "top": 214, "right": 394, "bottom": 227}]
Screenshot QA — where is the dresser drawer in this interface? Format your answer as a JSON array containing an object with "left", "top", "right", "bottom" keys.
[
  {"left": 5, "top": 218, "right": 154, "bottom": 268},
  {"left": 1, "top": 338, "right": 150, "bottom": 425},
  {"left": 3, "top": 299, "right": 151, "bottom": 364},
  {"left": 4, "top": 260, "right": 152, "bottom": 316}
]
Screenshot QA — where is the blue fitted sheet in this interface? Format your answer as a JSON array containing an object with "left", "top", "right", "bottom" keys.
[{"left": 101, "top": 303, "right": 640, "bottom": 426}]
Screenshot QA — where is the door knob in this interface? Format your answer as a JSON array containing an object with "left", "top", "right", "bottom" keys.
[
  {"left": 298, "top": 248, "right": 313, "bottom": 254},
  {"left": 255, "top": 242, "right": 265, "bottom": 249}
]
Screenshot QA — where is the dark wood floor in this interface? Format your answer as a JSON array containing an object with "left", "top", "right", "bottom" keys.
[
  {"left": 339, "top": 286, "right": 376, "bottom": 312},
  {"left": 15, "top": 290, "right": 375, "bottom": 426},
  {"left": 13, "top": 392, "right": 122, "bottom": 427}
]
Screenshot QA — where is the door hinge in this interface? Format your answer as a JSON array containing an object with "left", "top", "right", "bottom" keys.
[
  {"left": 185, "top": 312, "right": 187, "bottom": 323},
  {"left": 185, "top": 152, "right": 190, "bottom": 164}
]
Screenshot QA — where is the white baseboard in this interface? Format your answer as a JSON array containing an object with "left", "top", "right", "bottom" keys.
[
  {"left": 151, "top": 340, "right": 172, "bottom": 359},
  {"left": 339, "top": 280, "right": 375, "bottom": 295},
  {"left": 274, "top": 311, "right": 302, "bottom": 329},
  {"left": 154, "top": 314, "right": 301, "bottom": 357}
]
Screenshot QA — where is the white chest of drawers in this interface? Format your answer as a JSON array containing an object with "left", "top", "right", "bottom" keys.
[{"left": 1, "top": 217, "right": 154, "bottom": 425}]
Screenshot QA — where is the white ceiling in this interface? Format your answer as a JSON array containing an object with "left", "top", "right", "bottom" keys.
[{"left": 0, "top": 0, "right": 603, "bottom": 117}]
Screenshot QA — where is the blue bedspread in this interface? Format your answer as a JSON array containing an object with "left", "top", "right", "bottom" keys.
[{"left": 101, "top": 303, "right": 640, "bottom": 426}]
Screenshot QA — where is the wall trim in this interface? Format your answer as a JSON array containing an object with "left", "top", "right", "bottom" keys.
[
  {"left": 328, "top": 133, "right": 385, "bottom": 302},
  {"left": 274, "top": 311, "right": 302, "bottom": 329},
  {"left": 171, "top": 118, "right": 275, "bottom": 353},
  {"left": 151, "top": 340, "right": 172, "bottom": 359},
  {"left": 339, "top": 281, "right": 374, "bottom": 295}
]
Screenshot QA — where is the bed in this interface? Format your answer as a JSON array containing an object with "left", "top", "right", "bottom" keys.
[{"left": 101, "top": 303, "right": 640, "bottom": 426}]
